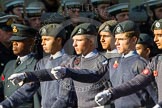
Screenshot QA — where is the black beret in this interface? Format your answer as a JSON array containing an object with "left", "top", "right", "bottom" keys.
[
  {"left": 137, "top": 33, "right": 154, "bottom": 46},
  {"left": 113, "top": 20, "right": 139, "bottom": 34},
  {"left": 151, "top": 19, "right": 162, "bottom": 31},
  {"left": 98, "top": 20, "right": 118, "bottom": 34},
  {"left": 71, "top": 23, "right": 97, "bottom": 37},
  {"left": 39, "top": 24, "right": 66, "bottom": 40}
]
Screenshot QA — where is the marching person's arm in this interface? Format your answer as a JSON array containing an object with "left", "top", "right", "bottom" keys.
[
  {"left": 95, "top": 71, "right": 154, "bottom": 105},
  {"left": 7, "top": 68, "right": 57, "bottom": 85},
  {"left": 0, "top": 82, "right": 40, "bottom": 108}
]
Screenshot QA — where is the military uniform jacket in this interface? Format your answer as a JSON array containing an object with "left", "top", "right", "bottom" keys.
[
  {"left": 109, "top": 54, "right": 161, "bottom": 107},
  {"left": 23, "top": 50, "right": 111, "bottom": 108},
  {"left": 1, "top": 52, "right": 76, "bottom": 108},
  {"left": 2, "top": 55, "right": 38, "bottom": 108},
  {"left": 108, "top": 53, "right": 156, "bottom": 108}
]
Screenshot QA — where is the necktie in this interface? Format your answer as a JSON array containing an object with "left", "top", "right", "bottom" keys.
[{"left": 15, "top": 58, "right": 21, "bottom": 68}]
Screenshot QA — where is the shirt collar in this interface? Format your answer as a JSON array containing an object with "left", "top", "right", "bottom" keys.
[
  {"left": 17, "top": 53, "right": 32, "bottom": 63},
  {"left": 82, "top": 49, "right": 98, "bottom": 58},
  {"left": 107, "top": 49, "right": 118, "bottom": 53},
  {"left": 50, "top": 49, "right": 65, "bottom": 60},
  {"left": 122, "top": 50, "right": 138, "bottom": 58}
]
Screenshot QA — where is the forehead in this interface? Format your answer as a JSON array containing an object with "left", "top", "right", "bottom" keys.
[
  {"left": 115, "top": 33, "right": 127, "bottom": 38},
  {"left": 42, "top": 35, "right": 55, "bottom": 39},
  {"left": 99, "top": 31, "right": 111, "bottom": 35},
  {"left": 154, "top": 29, "right": 162, "bottom": 35},
  {"left": 72, "top": 35, "right": 87, "bottom": 39}
]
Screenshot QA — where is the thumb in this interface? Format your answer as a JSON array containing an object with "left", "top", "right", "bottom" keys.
[{"left": 8, "top": 74, "right": 17, "bottom": 80}]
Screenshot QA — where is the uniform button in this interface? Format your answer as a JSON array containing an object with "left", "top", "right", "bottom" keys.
[{"left": 7, "top": 85, "right": 10, "bottom": 87}]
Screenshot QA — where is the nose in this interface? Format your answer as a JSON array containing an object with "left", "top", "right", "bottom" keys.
[
  {"left": 100, "top": 36, "right": 104, "bottom": 42},
  {"left": 72, "top": 40, "right": 77, "bottom": 47},
  {"left": 154, "top": 35, "right": 158, "bottom": 42}
]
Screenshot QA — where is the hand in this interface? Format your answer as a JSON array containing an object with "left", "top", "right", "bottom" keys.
[
  {"left": 95, "top": 89, "right": 112, "bottom": 106},
  {"left": 8, "top": 73, "right": 26, "bottom": 86},
  {"left": 153, "top": 104, "right": 161, "bottom": 108},
  {"left": 51, "top": 66, "right": 66, "bottom": 79},
  {"left": 0, "top": 105, "right": 3, "bottom": 108}
]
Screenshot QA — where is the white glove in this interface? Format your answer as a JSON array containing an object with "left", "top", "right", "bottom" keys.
[
  {"left": 95, "top": 89, "right": 112, "bottom": 106},
  {"left": 153, "top": 104, "right": 161, "bottom": 108},
  {"left": 8, "top": 73, "right": 26, "bottom": 86},
  {"left": 0, "top": 105, "right": 3, "bottom": 108},
  {"left": 51, "top": 66, "right": 66, "bottom": 79}
]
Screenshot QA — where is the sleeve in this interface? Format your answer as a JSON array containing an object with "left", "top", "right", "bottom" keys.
[
  {"left": 0, "top": 82, "right": 40, "bottom": 108},
  {"left": 111, "top": 70, "right": 154, "bottom": 100},
  {"left": 24, "top": 69, "right": 56, "bottom": 83},
  {"left": 66, "top": 66, "right": 108, "bottom": 83},
  {"left": 50, "top": 79, "right": 77, "bottom": 108}
]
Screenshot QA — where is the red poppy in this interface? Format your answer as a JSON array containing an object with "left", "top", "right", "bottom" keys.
[
  {"left": 113, "top": 60, "right": 118, "bottom": 69},
  {"left": 153, "top": 70, "right": 158, "bottom": 77},
  {"left": 1, "top": 74, "right": 5, "bottom": 81}
]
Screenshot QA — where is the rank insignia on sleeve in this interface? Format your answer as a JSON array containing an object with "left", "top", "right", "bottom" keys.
[
  {"left": 1, "top": 74, "right": 5, "bottom": 81},
  {"left": 142, "top": 69, "right": 150, "bottom": 75},
  {"left": 153, "top": 70, "right": 158, "bottom": 77},
  {"left": 113, "top": 60, "right": 118, "bottom": 69}
]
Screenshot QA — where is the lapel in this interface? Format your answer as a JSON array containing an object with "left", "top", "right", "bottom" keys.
[{"left": 15, "top": 56, "right": 36, "bottom": 73}]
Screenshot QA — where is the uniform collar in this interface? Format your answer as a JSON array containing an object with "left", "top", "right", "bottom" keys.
[
  {"left": 122, "top": 50, "right": 138, "bottom": 58},
  {"left": 50, "top": 49, "right": 65, "bottom": 60},
  {"left": 82, "top": 49, "right": 98, "bottom": 58},
  {"left": 107, "top": 49, "right": 118, "bottom": 53},
  {"left": 17, "top": 53, "right": 33, "bottom": 63}
]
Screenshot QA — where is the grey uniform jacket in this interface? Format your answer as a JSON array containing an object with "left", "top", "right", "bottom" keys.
[
  {"left": 0, "top": 53, "right": 76, "bottom": 108},
  {"left": 2, "top": 55, "right": 38, "bottom": 108},
  {"left": 108, "top": 54, "right": 162, "bottom": 105},
  {"left": 22, "top": 50, "right": 112, "bottom": 108}
]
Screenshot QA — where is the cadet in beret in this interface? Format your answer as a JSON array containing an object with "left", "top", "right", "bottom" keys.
[
  {"left": 98, "top": 20, "right": 120, "bottom": 58},
  {"left": 0, "top": 13, "right": 17, "bottom": 102},
  {"left": 108, "top": 3, "right": 129, "bottom": 22},
  {"left": 6, "top": 23, "right": 112, "bottom": 108},
  {"left": 91, "top": 0, "right": 112, "bottom": 23},
  {"left": 136, "top": 33, "right": 155, "bottom": 60},
  {"left": 0, "top": 23, "right": 77, "bottom": 108},
  {"left": 4, "top": 0, "right": 24, "bottom": 24},
  {"left": 0, "top": 23, "right": 40, "bottom": 108},
  {"left": 95, "top": 20, "right": 156, "bottom": 108},
  {"left": 24, "top": 1, "right": 46, "bottom": 30},
  {"left": 92, "top": 18, "right": 162, "bottom": 108}
]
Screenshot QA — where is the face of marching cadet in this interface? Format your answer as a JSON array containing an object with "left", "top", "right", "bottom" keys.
[
  {"left": 72, "top": 34, "right": 95, "bottom": 56},
  {"left": 99, "top": 31, "right": 115, "bottom": 51},
  {"left": 41, "top": 36, "right": 62, "bottom": 55},
  {"left": 154, "top": 29, "right": 162, "bottom": 49},
  {"left": 115, "top": 32, "right": 137, "bottom": 55}
]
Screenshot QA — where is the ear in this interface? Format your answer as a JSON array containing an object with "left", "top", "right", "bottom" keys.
[
  {"left": 56, "top": 37, "right": 62, "bottom": 45},
  {"left": 146, "top": 48, "right": 151, "bottom": 57},
  {"left": 132, "top": 36, "right": 138, "bottom": 44}
]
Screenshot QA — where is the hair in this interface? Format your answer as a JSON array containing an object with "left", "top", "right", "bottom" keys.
[
  {"left": 124, "top": 31, "right": 140, "bottom": 38},
  {"left": 85, "top": 34, "right": 98, "bottom": 48}
]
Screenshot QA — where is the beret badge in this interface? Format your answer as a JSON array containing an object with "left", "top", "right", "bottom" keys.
[
  {"left": 155, "top": 22, "right": 160, "bottom": 28},
  {"left": 116, "top": 26, "right": 122, "bottom": 33},
  {"left": 40, "top": 28, "right": 46, "bottom": 35},
  {"left": 104, "top": 26, "right": 110, "bottom": 31},
  {"left": 13, "top": 26, "right": 18, "bottom": 33},
  {"left": 77, "top": 28, "right": 83, "bottom": 34}
]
